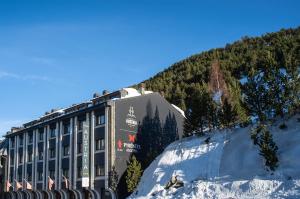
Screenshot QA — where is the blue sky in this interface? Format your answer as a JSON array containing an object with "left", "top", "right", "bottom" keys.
[{"left": 0, "top": 0, "right": 299, "bottom": 136}]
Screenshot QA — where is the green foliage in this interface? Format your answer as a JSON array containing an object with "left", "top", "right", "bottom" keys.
[
  {"left": 251, "top": 124, "right": 279, "bottom": 171},
  {"left": 183, "top": 85, "right": 216, "bottom": 136},
  {"left": 109, "top": 165, "right": 119, "bottom": 192},
  {"left": 219, "top": 98, "right": 238, "bottom": 128},
  {"left": 135, "top": 27, "right": 300, "bottom": 125},
  {"left": 125, "top": 155, "right": 143, "bottom": 193}
]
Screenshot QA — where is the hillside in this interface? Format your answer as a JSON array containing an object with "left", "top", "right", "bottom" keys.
[
  {"left": 128, "top": 114, "right": 300, "bottom": 199},
  {"left": 136, "top": 27, "right": 300, "bottom": 124}
]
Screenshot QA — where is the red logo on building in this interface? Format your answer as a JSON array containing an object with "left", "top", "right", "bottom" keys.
[
  {"left": 128, "top": 134, "right": 136, "bottom": 142},
  {"left": 117, "top": 140, "right": 123, "bottom": 149}
]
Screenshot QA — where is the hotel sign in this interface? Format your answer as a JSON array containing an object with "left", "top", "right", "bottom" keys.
[{"left": 82, "top": 122, "right": 89, "bottom": 187}]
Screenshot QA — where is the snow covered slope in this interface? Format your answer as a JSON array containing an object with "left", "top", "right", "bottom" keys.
[{"left": 128, "top": 115, "right": 300, "bottom": 199}]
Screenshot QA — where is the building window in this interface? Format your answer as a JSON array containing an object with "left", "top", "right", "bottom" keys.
[
  {"left": 39, "top": 130, "right": 44, "bottom": 141},
  {"left": 28, "top": 134, "right": 33, "bottom": 144},
  {"left": 64, "top": 123, "right": 70, "bottom": 134},
  {"left": 77, "top": 143, "right": 82, "bottom": 154},
  {"left": 49, "top": 170, "right": 55, "bottom": 179},
  {"left": 38, "top": 151, "right": 43, "bottom": 160},
  {"left": 49, "top": 148, "right": 55, "bottom": 159},
  {"left": 78, "top": 120, "right": 84, "bottom": 131},
  {"left": 38, "top": 171, "right": 43, "bottom": 181},
  {"left": 19, "top": 153, "right": 23, "bottom": 164},
  {"left": 11, "top": 139, "right": 15, "bottom": 148},
  {"left": 18, "top": 173, "right": 22, "bottom": 182},
  {"left": 63, "top": 146, "right": 69, "bottom": 156},
  {"left": 27, "top": 173, "right": 32, "bottom": 181},
  {"left": 19, "top": 136, "right": 23, "bottom": 146},
  {"left": 28, "top": 151, "right": 33, "bottom": 162},
  {"left": 77, "top": 167, "right": 82, "bottom": 178},
  {"left": 10, "top": 155, "right": 14, "bottom": 165},
  {"left": 95, "top": 138, "right": 105, "bottom": 151},
  {"left": 96, "top": 115, "right": 105, "bottom": 125},
  {"left": 95, "top": 165, "right": 105, "bottom": 176},
  {"left": 62, "top": 169, "right": 69, "bottom": 178},
  {"left": 50, "top": 128, "right": 56, "bottom": 138}
]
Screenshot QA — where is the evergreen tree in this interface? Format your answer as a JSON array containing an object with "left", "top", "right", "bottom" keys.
[
  {"left": 184, "top": 85, "right": 210, "bottom": 136},
  {"left": 125, "top": 155, "right": 143, "bottom": 193},
  {"left": 251, "top": 124, "right": 279, "bottom": 171},
  {"left": 220, "top": 98, "right": 238, "bottom": 128},
  {"left": 243, "top": 67, "right": 271, "bottom": 122},
  {"left": 109, "top": 165, "right": 119, "bottom": 193}
]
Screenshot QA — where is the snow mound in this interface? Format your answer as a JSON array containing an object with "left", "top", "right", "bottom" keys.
[{"left": 128, "top": 115, "right": 300, "bottom": 199}]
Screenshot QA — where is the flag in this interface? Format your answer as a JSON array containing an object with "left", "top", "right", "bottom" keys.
[
  {"left": 48, "top": 176, "right": 54, "bottom": 190},
  {"left": 6, "top": 181, "right": 12, "bottom": 192},
  {"left": 62, "top": 175, "right": 69, "bottom": 189},
  {"left": 15, "top": 180, "right": 22, "bottom": 190},
  {"left": 24, "top": 179, "right": 32, "bottom": 190}
]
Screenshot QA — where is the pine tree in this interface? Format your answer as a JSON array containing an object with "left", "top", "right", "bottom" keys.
[
  {"left": 251, "top": 124, "right": 279, "bottom": 171},
  {"left": 125, "top": 155, "right": 143, "bottom": 193},
  {"left": 220, "top": 98, "right": 238, "bottom": 128},
  {"left": 243, "top": 67, "right": 271, "bottom": 122},
  {"left": 184, "top": 85, "right": 210, "bottom": 136},
  {"left": 109, "top": 165, "right": 119, "bottom": 193}
]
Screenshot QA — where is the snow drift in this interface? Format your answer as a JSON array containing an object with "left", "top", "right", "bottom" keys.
[{"left": 128, "top": 115, "right": 300, "bottom": 199}]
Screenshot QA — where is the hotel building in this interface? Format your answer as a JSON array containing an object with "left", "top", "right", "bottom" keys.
[{"left": 3, "top": 88, "right": 184, "bottom": 199}]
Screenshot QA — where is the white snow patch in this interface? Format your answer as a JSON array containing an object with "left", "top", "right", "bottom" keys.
[
  {"left": 121, "top": 88, "right": 153, "bottom": 99},
  {"left": 128, "top": 114, "right": 300, "bottom": 199}
]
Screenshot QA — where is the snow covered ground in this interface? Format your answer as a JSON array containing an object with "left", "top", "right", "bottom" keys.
[{"left": 128, "top": 114, "right": 300, "bottom": 199}]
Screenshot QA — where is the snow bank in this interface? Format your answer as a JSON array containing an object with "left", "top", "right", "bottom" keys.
[{"left": 128, "top": 115, "right": 300, "bottom": 199}]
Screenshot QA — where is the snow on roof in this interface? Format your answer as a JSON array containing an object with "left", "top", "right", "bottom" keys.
[
  {"left": 121, "top": 88, "right": 153, "bottom": 99},
  {"left": 122, "top": 88, "right": 141, "bottom": 98},
  {"left": 171, "top": 104, "right": 185, "bottom": 117}
]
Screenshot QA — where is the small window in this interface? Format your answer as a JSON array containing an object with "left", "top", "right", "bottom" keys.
[
  {"left": 49, "top": 170, "right": 55, "bottom": 179},
  {"left": 63, "top": 169, "right": 69, "bottom": 178},
  {"left": 18, "top": 174, "right": 22, "bottom": 182},
  {"left": 38, "top": 172, "right": 43, "bottom": 181},
  {"left": 64, "top": 123, "right": 70, "bottom": 134},
  {"left": 28, "top": 152, "right": 33, "bottom": 162},
  {"left": 50, "top": 128, "right": 56, "bottom": 138},
  {"left": 39, "top": 131, "right": 44, "bottom": 141},
  {"left": 95, "top": 138, "right": 105, "bottom": 151},
  {"left": 96, "top": 115, "right": 105, "bottom": 125},
  {"left": 78, "top": 120, "right": 84, "bottom": 131},
  {"left": 27, "top": 173, "right": 32, "bottom": 181},
  {"left": 77, "top": 143, "right": 82, "bottom": 154},
  {"left": 11, "top": 139, "right": 15, "bottom": 148},
  {"left": 38, "top": 151, "right": 43, "bottom": 160},
  {"left": 19, "top": 153, "right": 23, "bottom": 164},
  {"left": 95, "top": 165, "right": 105, "bottom": 176},
  {"left": 49, "top": 148, "right": 55, "bottom": 158},
  {"left": 77, "top": 167, "right": 82, "bottom": 178},
  {"left": 28, "top": 134, "right": 33, "bottom": 144},
  {"left": 10, "top": 155, "right": 14, "bottom": 165},
  {"left": 19, "top": 136, "right": 23, "bottom": 146},
  {"left": 63, "top": 146, "right": 70, "bottom": 156}
]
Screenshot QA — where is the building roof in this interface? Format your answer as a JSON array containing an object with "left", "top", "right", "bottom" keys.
[{"left": 5, "top": 87, "right": 153, "bottom": 137}]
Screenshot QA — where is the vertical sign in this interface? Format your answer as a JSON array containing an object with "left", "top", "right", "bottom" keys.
[{"left": 82, "top": 122, "right": 89, "bottom": 187}]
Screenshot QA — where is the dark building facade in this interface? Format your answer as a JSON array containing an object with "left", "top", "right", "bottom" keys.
[{"left": 2, "top": 88, "right": 184, "bottom": 199}]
